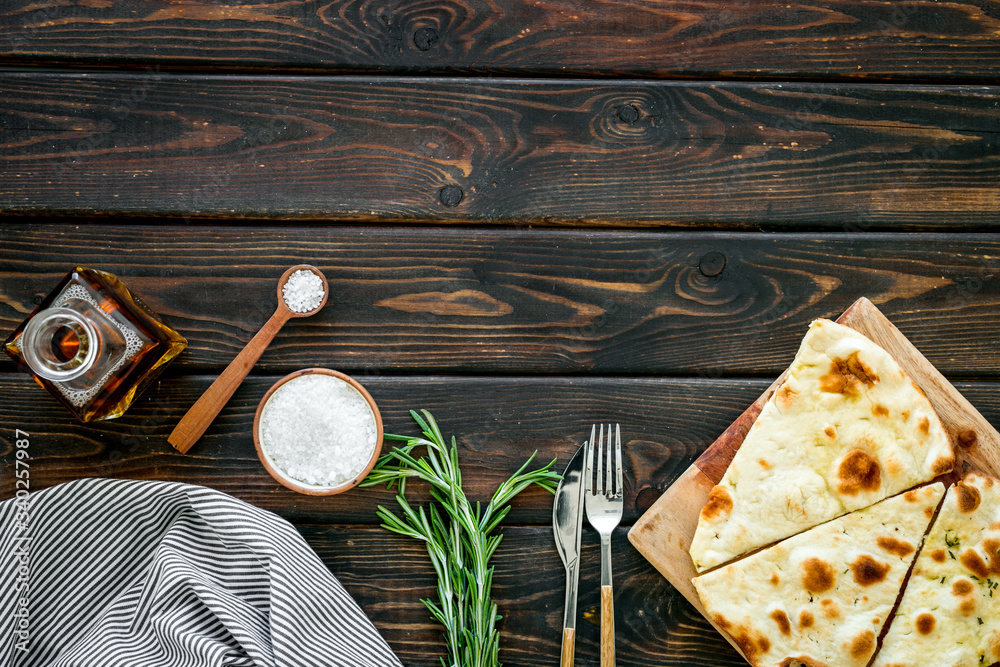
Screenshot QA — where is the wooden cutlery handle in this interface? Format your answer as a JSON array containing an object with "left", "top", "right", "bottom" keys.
[
  {"left": 560, "top": 627, "right": 574, "bottom": 667},
  {"left": 168, "top": 308, "right": 289, "bottom": 453},
  {"left": 601, "top": 584, "right": 615, "bottom": 667}
]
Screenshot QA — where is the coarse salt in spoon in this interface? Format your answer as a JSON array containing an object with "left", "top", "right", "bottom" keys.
[{"left": 168, "top": 264, "right": 329, "bottom": 454}]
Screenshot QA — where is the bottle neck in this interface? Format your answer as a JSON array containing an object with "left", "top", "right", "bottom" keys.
[{"left": 21, "top": 307, "right": 98, "bottom": 382}]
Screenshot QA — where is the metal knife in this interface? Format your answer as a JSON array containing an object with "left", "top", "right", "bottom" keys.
[{"left": 553, "top": 436, "right": 588, "bottom": 667}]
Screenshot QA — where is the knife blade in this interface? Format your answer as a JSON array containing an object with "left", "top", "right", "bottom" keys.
[{"left": 553, "top": 435, "right": 589, "bottom": 667}]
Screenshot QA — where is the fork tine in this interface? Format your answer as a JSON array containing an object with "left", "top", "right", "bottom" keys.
[
  {"left": 605, "top": 424, "right": 613, "bottom": 494},
  {"left": 585, "top": 423, "right": 596, "bottom": 494},
  {"left": 614, "top": 423, "right": 623, "bottom": 496},
  {"left": 594, "top": 424, "right": 604, "bottom": 493}
]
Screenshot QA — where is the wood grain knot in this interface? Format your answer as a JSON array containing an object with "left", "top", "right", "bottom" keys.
[
  {"left": 699, "top": 251, "right": 726, "bottom": 277},
  {"left": 616, "top": 104, "right": 640, "bottom": 124},
  {"left": 413, "top": 27, "right": 440, "bottom": 51},
  {"left": 956, "top": 429, "right": 978, "bottom": 449},
  {"left": 439, "top": 185, "right": 464, "bottom": 207},
  {"left": 591, "top": 93, "right": 671, "bottom": 145}
]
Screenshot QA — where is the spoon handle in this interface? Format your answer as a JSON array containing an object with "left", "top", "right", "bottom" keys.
[{"left": 168, "top": 308, "right": 291, "bottom": 453}]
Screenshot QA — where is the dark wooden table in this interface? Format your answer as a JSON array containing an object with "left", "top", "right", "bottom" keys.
[{"left": 1, "top": 2, "right": 999, "bottom": 665}]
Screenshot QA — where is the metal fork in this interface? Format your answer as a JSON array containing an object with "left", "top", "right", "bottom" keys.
[{"left": 584, "top": 423, "right": 623, "bottom": 667}]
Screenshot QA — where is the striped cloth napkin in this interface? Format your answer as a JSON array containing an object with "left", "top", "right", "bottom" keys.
[{"left": 0, "top": 478, "right": 402, "bottom": 667}]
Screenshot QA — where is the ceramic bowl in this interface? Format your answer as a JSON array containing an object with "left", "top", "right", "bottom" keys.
[{"left": 253, "top": 368, "right": 383, "bottom": 496}]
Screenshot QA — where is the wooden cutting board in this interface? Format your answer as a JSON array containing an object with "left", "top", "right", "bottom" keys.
[{"left": 627, "top": 297, "right": 1000, "bottom": 662}]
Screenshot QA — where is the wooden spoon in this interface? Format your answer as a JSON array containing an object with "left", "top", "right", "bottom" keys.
[{"left": 168, "top": 265, "right": 329, "bottom": 454}]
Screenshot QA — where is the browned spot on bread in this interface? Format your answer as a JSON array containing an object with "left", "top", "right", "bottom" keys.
[
  {"left": 987, "top": 630, "right": 1000, "bottom": 657},
  {"left": 759, "top": 459, "right": 772, "bottom": 470},
  {"left": 901, "top": 410, "right": 910, "bottom": 421},
  {"left": 877, "top": 536, "right": 914, "bottom": 558},
  {"left": 953, "top": 579, "right": 975, "bottom": 596},
  {"left": 820, "top": 599, "right": 840, "bottom": 618},
  {"left": 918, "top": 416, "right": 930, "bottom": 435},
  {"left": 959, "top": 597, "right": 977, "bottom": 617},
  {"left": 729, "top": 625, "right": 771, "bottom": 663},
  {"left": 887, "top": 457, "right": 905, "bottom": 476},
  {"left": 779, "top": 658, "right": 827, "bottom": 667},
  {"left": 983, "top": 538, "right": 1000, "bottom": 570},
  {"left": 819, "top": 365, "right": 848, "bottom": 395},
  {"left": 824, "top": 426, "right": 836, "bottom": 439},
  {"left": 904, "top": 489, "right": 920, "bottom": 502},
  {"left": 847, "top": 630, "right": 876, "bottom": 660},
  {"left": 915, "top": 613, "right": 936, "bottom": 635},
  {"left": 873, "top": 404, "right": 889, "bottom": 417},
  {"left": 924, "top": 506, "right": 935, "bottom": 520},
  {"left": 799, "top": 610, "right": 814, "bottom": 629},
  {"left": 844, "top": 353, "right": 878, "bottom": 385},
  {"left": 819, "top": 352, "right": 879, "bottom": 397},
  {"left": 837, "top": 450, "right": 882, "bottom": 495},
  {"left": 851, "top": 555, "right": 891, "bottom": 586},
  {"left": 960, "top": 549, "right": 991, "bottom": 579},
  {"left": 712, "top": 613, "right": 731, "bottom": 631},
  {"left": 802, "top": 558, "right": 836, "bottom": 594},
  {"left": 776, "top": 383, "right": 797, "bottom": 409},
  {"left": 770, "top": 572, "right": 780, "bottom": 586},
  {"left": 701, "top": 485, "right": 733, "bottom": 521},
  {"left": 770, "top": 609, "right": 791, "bottom": 636},
  {"left": 957, "top": 429, "right": 978, "bottom": 449},
  {"left": 931, "top": 549, "right": 946, "bottom": 563},
  {"left": 956, "top": 483, "right": 982, "bottom": 513},
  {"left": 932, "top": 454, "right": 955, "bottom": 475}
]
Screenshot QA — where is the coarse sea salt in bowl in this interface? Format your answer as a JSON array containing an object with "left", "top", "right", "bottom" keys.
[{"left": 253, "top": 368, "right": 383, "bottom": 496}]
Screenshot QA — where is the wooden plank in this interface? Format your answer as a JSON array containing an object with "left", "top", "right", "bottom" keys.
[
  {"left": 1, "top": 76, "right": 998, "bottom": 227},
  {"left": 0, "top": 374, "right": 767, "bottom": 525},
  {"left": 3, "top": 226, "right": 1000, "bottom": 376},
  {"left": 302, "top": 524, "right": 747, "bottom": 667},
  {"left": 1, "top": 0, "right": 998, "bottom": 83},
  {"left": 627, "top": 298, "right": 1000, "bottom": 662}
]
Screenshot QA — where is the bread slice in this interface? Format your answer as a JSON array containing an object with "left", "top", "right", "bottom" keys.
[
  {"left": 690, "top": 319, "right": 954, "bottom": 573},
  {"left": 871, "top": 473, "right": 1000, "bottom": 667},
  {"left": 693, "top": 484, "right": 945, "bottom": 667}
]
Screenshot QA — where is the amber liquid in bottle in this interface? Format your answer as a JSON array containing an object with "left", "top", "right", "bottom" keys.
[
  {"left": 51, "top": 325, "right": 82, "bottom": 361},
  {"left": 4, "top": 267, "right": 187, "bottom": 422}
]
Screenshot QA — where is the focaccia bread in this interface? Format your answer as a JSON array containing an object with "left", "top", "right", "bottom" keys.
[
  {"left": 690, "top": 319, "right": 954, "bottom": 572},
  {"left": 694, "top": 484, "right": 945, "bottom": 667},
  {"left": 872, "top": 473, "right": 1000, "bottom": 667}
]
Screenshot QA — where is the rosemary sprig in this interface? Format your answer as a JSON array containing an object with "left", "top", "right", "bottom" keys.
[{"left": 360, "top": 410, "right": 560, "bottom": 667}]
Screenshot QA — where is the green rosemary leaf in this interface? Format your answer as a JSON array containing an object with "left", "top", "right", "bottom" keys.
[{"left": 410, "top": 409, "right": 431, "bottom": 433}]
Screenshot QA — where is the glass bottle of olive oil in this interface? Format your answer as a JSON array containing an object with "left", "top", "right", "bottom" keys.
[{"left": 3, "top": 267, "right": 187, "bottom": 422}]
